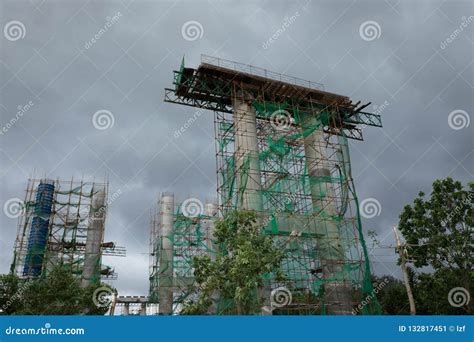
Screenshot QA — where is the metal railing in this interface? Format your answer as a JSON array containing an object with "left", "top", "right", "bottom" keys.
[{"left": 201, "top": 55, "right": 324, "bottom": 91}]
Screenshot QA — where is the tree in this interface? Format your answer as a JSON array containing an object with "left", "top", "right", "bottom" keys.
[
  {"left": 398, "top": 177, "right": 473, "bottom": 314},
  {"left": 0, "top": 266, "right": 113, "bottom": 315},
  {"left": 181, "top": 210, "right": 285, "bottom": 315},
  {"left": 0, "top": 273, "right": 24, "bottom": 315},
  {"left": 372, "top": 274, "right": 412, "bottom": 315}
]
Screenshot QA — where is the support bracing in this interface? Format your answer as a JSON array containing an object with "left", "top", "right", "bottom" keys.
[{"left": 159, "top": 55, "right": 383, "bottom": 315}]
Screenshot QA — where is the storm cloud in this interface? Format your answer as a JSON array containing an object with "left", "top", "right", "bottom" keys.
[{"left": 1, "top": 0, "right": 472, "bottom": 295}]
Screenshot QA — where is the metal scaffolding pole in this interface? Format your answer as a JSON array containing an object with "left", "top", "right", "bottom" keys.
[
  {"left": 301, "top": 113, "right": 352, "bottom": 315},
  {"left": 81, "top": 188, "right": 106, "bottom": 287}
]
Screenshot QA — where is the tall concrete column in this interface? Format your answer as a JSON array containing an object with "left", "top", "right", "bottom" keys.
[
  {"left": 204, "top": 203, "right": 218, "bottom": 260},
  {"left": 158, "top": 192, "right": 174, "bottom": 315},
  {"left": 232, "top": 92, "right": 263, "bottom": 213},
  {"left": 81, "top": 189, "right": 106, "bottom": 288},
  {"left": 122, "top": 303, "right": 129, "bottom": 316},
  {"left": 301, "top": 113, "right": 352, "bottom": 315},
  {"left": 204, "top": 203, "right": 219, "bottom": 314},
  {"left": 139, "top": 303, "right": 147, "bottom": 316},
  {"left": 232, "top": 91, "right": 270, "bottom": 315}
]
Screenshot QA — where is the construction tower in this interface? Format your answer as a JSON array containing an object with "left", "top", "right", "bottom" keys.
[
  {"left": 11, "top": 178, "right": 126, "bottom": 287},
  {"left": 149, "top": 194, "right": 218, "bottom": 314},
  {"left": 162, "top": 55, "right": 382, "bottom": 315}
]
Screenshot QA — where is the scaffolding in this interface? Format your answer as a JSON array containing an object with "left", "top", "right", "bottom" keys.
[
  {"left": 163, "top": 55, "right": 382, "bottom": 315},
  {"left": 11, "top": 178, "right": 126, "bottom": 285},
  {"left": 149, "top": 195, "right": 217, "bottom": 314}
]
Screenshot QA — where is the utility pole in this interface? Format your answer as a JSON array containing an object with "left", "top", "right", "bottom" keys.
[{"left": 393, "top": 226, "right": 416, "bottom": 315}]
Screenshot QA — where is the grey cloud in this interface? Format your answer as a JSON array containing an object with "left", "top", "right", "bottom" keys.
[{"left": 1, "top": 0, "right": 472, "bottom": 295}]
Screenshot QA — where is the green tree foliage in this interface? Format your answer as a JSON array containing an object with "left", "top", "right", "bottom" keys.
[
  {"left": 0, "top": 266, "right": 113, "bottom": 315},
  {"left": 413, "top": 268, "right": 471, "bottom": 315},
  {"left": 181, "top": 210, "right": 285, "bottom": 315},
  {"left": 372, "top": 275, "right": 412, "bottom": 315},
  {"left": 398, "top": 177, "right": 473, "bottom": 314}
]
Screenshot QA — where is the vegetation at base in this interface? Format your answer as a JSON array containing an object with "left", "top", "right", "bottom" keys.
[
  {"left": 376, "top": 178, "right": 473, "bottom": 315},
  {"left": 181, "top": 210, "right": 285, "bottom": 315},
  {"left": 0, "top": 266, "right": 113, "bottom": 315}
]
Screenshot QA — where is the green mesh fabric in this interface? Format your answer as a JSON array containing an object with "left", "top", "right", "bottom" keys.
[{"left": 213, "top": 100, "right": 381, "bottom": 315}]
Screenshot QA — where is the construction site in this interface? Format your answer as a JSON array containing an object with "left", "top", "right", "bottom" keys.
[
  {"left": 10, "top": 178, "right": 125, "bottom": 287},
  {"left": 145, "top": 55, "right": 383, "bottom": 315},
  {"left": 1, "top": 0, "right": 472, "bottom": 340},
  {"left": 5, "top": 55, "right": 384, "bottom": 316}
]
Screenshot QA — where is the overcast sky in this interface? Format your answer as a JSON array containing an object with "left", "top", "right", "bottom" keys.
[{"left": 1, "top": 0, "right": 472, "bottom": 296}]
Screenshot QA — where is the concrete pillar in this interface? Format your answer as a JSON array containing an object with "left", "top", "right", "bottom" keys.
[
  {"left": 232, "top": 91, "right": 270, "bottom": 315},
  {"left": 204, "top": 203, "right": 218, "bottom": 260},
  {"left": 81, "top": 189, "right": 106, "bottom": 288},
  {"left": 301, "top": 113, "right": 352, "bottom": 315},
  {"left": 232, "top": 93, "right": 263, "bottom": 213},
  {"left": 109, "top": 294, "right": 117, "bottom": 316},
  {"left": 139, "top": 303, "right": 147, "bottom": 316},
  {"left": 158, "top": 192, "right": 174, "bottom": 315},
  {"left": 122, "top": 303, "right": 129, "bottom": 316}
]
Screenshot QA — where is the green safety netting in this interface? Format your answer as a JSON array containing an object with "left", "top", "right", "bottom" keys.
[
  {"left": 149, "top": 207, "right": 215, "bottom": 306},
  {"left": 214, "top": 99, "right": 381, "bottom": 315},
  {"left": 150, "top": 98, "right": 380, "bottom": 315}
]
